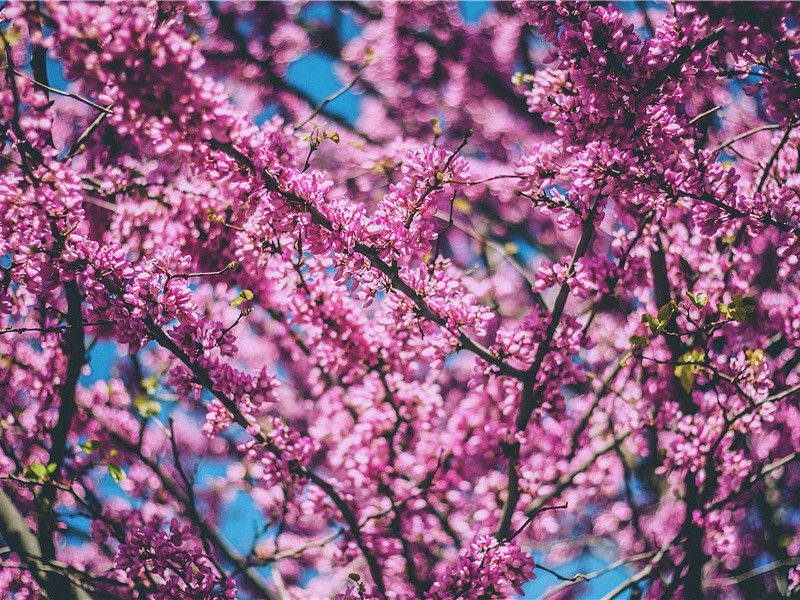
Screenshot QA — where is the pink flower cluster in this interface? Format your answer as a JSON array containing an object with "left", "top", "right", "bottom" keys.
[
  {"left": 116, "top": 519, "right": 236, "bottom": 600},
  {"left": 426, "top": 536, "right": 536, "bottom": 600}
]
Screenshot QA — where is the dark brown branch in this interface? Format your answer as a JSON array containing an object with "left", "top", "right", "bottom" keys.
[
  {"left": 48, "top": 281, "right": 86, "bottom": 470},
  {"left": 496, "top": 197, "right": 601, "bottom": 540},
  {"left": 0, "top": 489, "right": 91, "bottom": 600}
]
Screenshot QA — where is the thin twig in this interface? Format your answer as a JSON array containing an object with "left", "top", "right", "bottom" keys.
[
  {"left": 294, "top": 62, "right": 370, "bottom": 131},
  {"left": 710, "top": 124, "right": 781, "bottom": 154},
  {"left": 12, "top": 69, "right": 112, "bottom": 114}
]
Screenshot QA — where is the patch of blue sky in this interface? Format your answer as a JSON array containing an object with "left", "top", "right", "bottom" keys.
[
  {"left": 460, "top": 1, "right": 490, "bottom": 24},
  {"left": 287, "top": 52, "right": 361, "bottom": 126},
  {"left": 301, "top": 2, "right": 362, "bottom": 42},
  {"left": 524, "top": 549, "right": 638, "bottom": 599}
]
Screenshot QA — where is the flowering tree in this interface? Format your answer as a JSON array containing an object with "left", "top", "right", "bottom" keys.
[{"left": 2, "top": 1, "right": 800, "bottom": 598}]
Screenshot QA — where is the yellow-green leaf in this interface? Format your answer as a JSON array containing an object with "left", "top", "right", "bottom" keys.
[
  {"left": 657, "top": 300, "right": 677, "bottom": 323},
  {"left": 674, "top": 349, "right": 705, "bottom": 392},
  {"left": 79, "top": 440, "right": 98, "bottom": 454},
  {"left": 746, "top": 348, "right": 765, "bottom": 368},
  {"left": 728, "top": 294, "right": 756, "bottom": 322},
  {"left": 686, "top": 291, "right": 709, "bottom": 308},
  {"left": 674, "top": 363, "right": 694, "bottom": 393},
  {"left": 230, "top": 289, "right": 254, "bottom": 308},
  {"left": 2, "top": 26, "right": 22, "bottom": 47},
  {"left": 108, "top": 463, "right": 125, "bottom": 483},
  {"left": 453, "top": 197, "right": 471, "bottom": 214},
  {"left": 26, "top": 462, "right": 48, "bottom": 480},
  {"left": 142, "top": 375, "right": 159, "bottom": 395},
  {"left": 134, "top": 394, "right": 161, "bottom": 418}
]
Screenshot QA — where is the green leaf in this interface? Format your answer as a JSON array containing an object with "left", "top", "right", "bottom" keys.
[
  {"left": 746, "top": 348, "right": 765, "bottom": 368},
  {"left": 657, "top": 300, "right": 677, "bottom": 323},
  {"left": 642, "top": 301, "right": 677, "bottom": 334},
  {"left": 674, "top": 364, "right": 694, "bottom": 393},
  {"left": 629, "top": 335, "right": 649, "bottom": 347},
  {"left": 79, "top": 440, "right": 98, "bottom": 454},
  {"left": 2, "top": 26, "right": 22, "bottom": 47},
  {"left": 686, "top": 291, "right": 709, "bottom": 308},
  {"left": 142, "top": 375, "right": 159, "bottom": 395},
  {"left": 511, "top": 72, "right": 535, "bottom": 86},
  {"left": 26, "top": 462, "right": 48, "bottom": 480},
  {"left": 134, "top": 394, "right": 161, "bottom": 418},
  {"left": 230, "top": 288, "right": 254, "bottom": 308},
  {"left": 728, "top": 294, "right": 756, "bottom": 322},
  {"left": 642, "top": 313, "right": 660, "bottom": 333},
  {"left": 108, "top": 463, "right": 125, "bottom": 483},
  {"left": 674, "top": 349, "right": 705, "bottom": 393},
  {"left": 207, "top": 207, "right": 224, "bottom": 223}
]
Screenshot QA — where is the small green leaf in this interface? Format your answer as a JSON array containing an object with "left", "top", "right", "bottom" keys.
[
  {"left": 348, "top": 573, "right": 361, "bottom": 582},
  {"left": 134, "top": 394, "right": 161, "bottom": 418},
  {"left": 642, "top": 313, "right": 660, "bottom": 333},
  {"left": 230, "top": 289, "right": 254, "bottom": 308},
  {"left": 142, "top": 375, "right": 159, "bottom": 395},
  {"left": 686, "top": 291, "right": 709, "bottom": 308},
  {"left": 453, "top": 197, "right": 471, "bottom": 214},
  {"left": 26, "top": 462, "right": 48, "bottom": 480},
  {"left": 629, "top": 335, "right": 649, "bottom": 347},
  {"left": 746, "top": 348, "right": 765, "bottom": 368},
  {"left": 430, "top": 117, "right": 443, "bottom": 137},
  {"left": 511, "top": 72, "right": 535, "bottom": 86},
  {"left": 207, "top": 207, "right": 224, "bottom": 223},
  {"left": 674, "top": 349, "right": 705, "bottom": 393},
  {"left": 642, "top": 301, "right": 677, "bottom": 334},
  {"left": 728, "top": 294, "right": 756, "bottom": 322},
  {"left": 657, "top": 300, "right": 677, "bottom": 323},
  {"left": 3, "top": 26, "right": 22, "bottom": 47},
  {"left": 674, "top": 364, "right": 694, "bottom": 393},
  {"left": 108, "top": 463, "right": 125, "bottom": 483},
  {"left": 79, "top": 440, "right": 98, "bottom": 454}
]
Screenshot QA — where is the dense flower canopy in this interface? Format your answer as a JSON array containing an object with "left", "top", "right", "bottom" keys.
[{"left": 2, "top": 1, "right": 800, "bottom": 598}]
